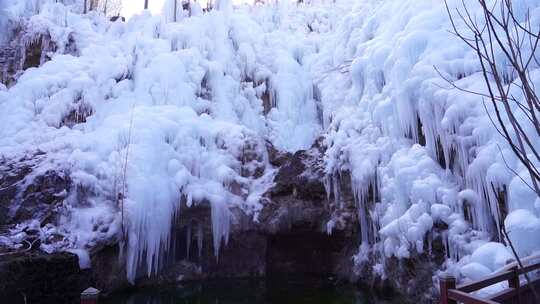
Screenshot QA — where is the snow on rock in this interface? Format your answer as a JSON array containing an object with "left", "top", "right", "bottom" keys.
[
  {"left": 508, "top": 175, "right": 539, "bottom": 213},
  {"left": 0, "top": 0, "right": 82, "bottom": 45},
  {"left": 469, "top": 242, "right": 515, "bottom": 272},
  {"left": 67, "top": 248, "right": 91, "bottom": 269},
  {"left": 460, "top": 262, "right": 492, "bottom": 281}
]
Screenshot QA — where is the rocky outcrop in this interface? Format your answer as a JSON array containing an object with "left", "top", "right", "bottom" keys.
[
  {"left": 107, "top": 141, "right": 362, "bottom": 290},
  {"left": 0, "top": 152, "right": 70, "bottom": 228},
  {"left": 0, "top": 25, "right": 77, "bottom": 87},
  {"left": 0, "top": 251, "right": 87, "bottom": 304},
  {"left": 0, "top": 142, "right": 437, "bottom": 303},
  {"left": 89, "top": 245, "right": 129, "bottom": 295},
  {"left": 261, "top": 141, "right": 359, "bottom": 280}
]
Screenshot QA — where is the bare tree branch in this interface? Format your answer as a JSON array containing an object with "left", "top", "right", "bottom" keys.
[{"left": 443, "top": 0, "right": 540, "bottom": 300}]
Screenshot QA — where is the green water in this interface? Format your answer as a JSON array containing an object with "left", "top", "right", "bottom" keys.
[{"left": 102, "top": 277, "right": 396, "bottom": 304}]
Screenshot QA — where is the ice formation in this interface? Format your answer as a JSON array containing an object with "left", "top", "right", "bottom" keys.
[
  {"left": 313, "top": 0, "right": 540, "bottom": 280},
  {"left": 0, "top": 0, "right": 327, "bottom": 282},
  {"left": 1, "top": 0, "right": 540, "bottom": 287}
]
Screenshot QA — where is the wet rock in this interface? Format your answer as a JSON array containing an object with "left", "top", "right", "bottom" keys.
[
  {"left": 205, "top": 231, "right": 267, "bottom": 278},
  {"left": 0, "top": 153, "right": 70, "bottom": 227},
  {"left": 0, "top": 45, "right": 19, "bottom": 87},
  {"left": 270, "top": 143, "right": 326, "bottom": 201},
  {"left": 259, "top": 196, "right": 327, "bottom": 234},
  {"left": 16, "top": 169, "right": 70, "bottom": 223},
  {"left": 127, "top": 142, "right": 359, "bottom": 287},
  {"left": 110, "top": 16, "right": 126, "bottom": 22},
  {"left": 178, "top": 203, "right": 266, "bottom": 278},
  {"left": 379, "top": 253, "right": 438, "bottom": 303},
  {"left": 262, "top": 145, "right": 329, "bottom": 233},
  {"left": 1, "top": 25, "right": 78, "bottom": 87},
  {"left": 60, "top": 100, "right": 94, "bottom": 128},
  {"left": 266, "top": 141, "right": 292, "bottom": 167},
  {"left": 0, "top": 251, "right": 84, "bottom": 304},
  {"left": 266, "top": 230, "right": 351, "bottom": 276},
  {"left": 90, "top": 245, "right": 129, "bottom": 295}
]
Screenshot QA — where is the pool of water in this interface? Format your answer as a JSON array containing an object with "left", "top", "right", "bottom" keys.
[{"left": 102, "top": 276, "right": 397, "bottom": 304}]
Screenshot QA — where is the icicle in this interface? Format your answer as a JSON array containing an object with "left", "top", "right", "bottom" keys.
[
  {"left": 323, "top": 175, "right": 332, "bottom": 203},
  {"left": 427, "top": 233, "right": 433, "bottom": 256},
  {"left": 186, "top": 221, "right": 191, "bottom": 260},
  {"left": 39, "top": 35, "right": 49, "bottom": 66},
  {"left": 441, "top": 229, "right": 451, "bottom": 261},
  {"left": 197, "top": 221, "right": 203, "bottom": 258},
  {"left": 353, "top": 182, "right": 371, "bottom": 246},
  {"left": 323, "top": 173, "right": 342, "bottom": 208},
  {"left": 351, "top": 173, "right": 378, "bottom": 246},
  {"left": 210, "top": 198, "right": 230, "bottom": 258},
  {"left": 333, "top": 174, "right": 341, "bottom": 207}
]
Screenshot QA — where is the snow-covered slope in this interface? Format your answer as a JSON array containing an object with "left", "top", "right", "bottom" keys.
[{"left": 1, "top": 0, "right": 539, "bottom": 289}]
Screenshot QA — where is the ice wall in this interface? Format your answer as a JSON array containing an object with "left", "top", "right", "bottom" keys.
[
  {"left": 0, "top": 1, "right": 329, "bottom": 282},
  {"left": 2, "top": 0, "right": 540, "bottom": 286}
]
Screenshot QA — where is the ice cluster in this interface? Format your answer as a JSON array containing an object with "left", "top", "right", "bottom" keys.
[{"left": 314, "top": 0, "right": 540, "bottom": 282}]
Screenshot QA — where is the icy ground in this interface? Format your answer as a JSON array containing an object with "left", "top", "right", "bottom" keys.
[{"left": 1, "top": 0, "right": 540, "bottom": 289}]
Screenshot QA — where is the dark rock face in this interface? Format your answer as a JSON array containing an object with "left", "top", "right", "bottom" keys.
[
  {"left": 262, "top": 142, "right": 359, "bottom": 281},
  {"left": 0, "top": 45, "right": 19, "bottom": 86},
  {"left": 266, "top": 140, "right": 292, "bottom": 167},
  {"left": 16, "top": 169, "right": 71, "bottom": 223},
  {"left": 0, "top": 251, "right": 85, "bottom": 304},
  {"left": 0, "top": 26, "right": 78, "bottom": 87},
  {"left": 266, "top": 230, "right": 348, "bottom": 275},
  {"left": 0, "top": 153, "right": 70, "bottom": 227},
  {"left": 207, "top": 231, "right": 267, "bottom": 278},
  {"left": 0, "top": 158, "right": 32, "bottom": 226},
  {"left": 381, "top": 254, "right": 439, "bottom": 301},
  {"left": 270, "top": 142, "right": 326, "bottom": 200},
  {"left": 118, "top": 142, "right": 360, "bottom": 291},
  {"left": 90, "top": 245, "right": 129, "bottom": 295},
  {"left": 133, "top": 203, "right": 268, "bottom": 286},
  {"left": 262, "top": 141, "right": 336, "bottom": 234}
]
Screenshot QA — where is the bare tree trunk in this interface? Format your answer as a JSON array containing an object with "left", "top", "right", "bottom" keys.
[
  {"left": 145, "top": 0, "right": 149, "bottom": 9},
  {"left": 83, "top": 0, "right": 87, "bottom": 13}
]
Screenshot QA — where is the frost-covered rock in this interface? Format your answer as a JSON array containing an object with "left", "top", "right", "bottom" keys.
[
  {"left": 0, "top": 153, "right": 70, "bottom": 230},
  {"left": 460, "top": 262, "right": 492, "bottom": 281},
  {"left": 0, "top": 2, "right": 79, "bottom": 86},
  {"left": 505, "top": 209, "right": 540, "bottom": 257},
  {"left": 469, "top": 242, "right": 514, "bottom": 272}
]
